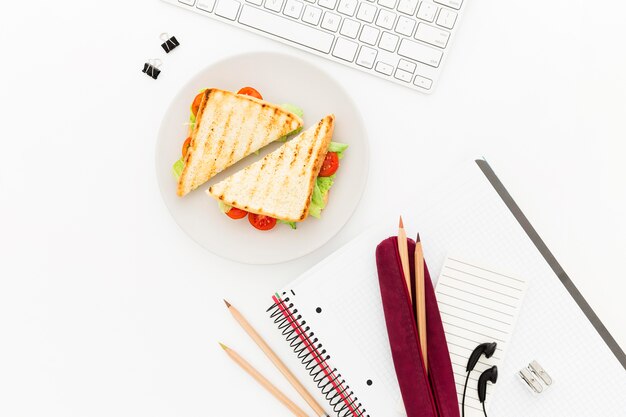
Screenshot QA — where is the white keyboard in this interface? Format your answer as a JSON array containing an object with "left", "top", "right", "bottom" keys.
[{"left": 164, "top": 0, "right": 467, "bottom": 93}]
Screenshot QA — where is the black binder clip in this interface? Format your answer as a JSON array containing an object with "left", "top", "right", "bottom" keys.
[
  {"left": 160, "top": 33, "right": 179, "bottom": 53},
  {"left": 142, "top": 59, "right": 162, "bottom": 80}
]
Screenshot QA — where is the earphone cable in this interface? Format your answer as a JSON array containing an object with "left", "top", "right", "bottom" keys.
[{"left": 461, "top": 371, "right": 470, "bottom": 417}]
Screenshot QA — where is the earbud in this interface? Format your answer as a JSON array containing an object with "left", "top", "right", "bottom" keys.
[
  {"left": 462, "top": 342, "right": 497, "bottom": 417},
  {"left": 477, "top": 366, "right": 498, "bottom": 403},
  {"left": 466, "top": 342, "right": 497, "bottom": 372}
]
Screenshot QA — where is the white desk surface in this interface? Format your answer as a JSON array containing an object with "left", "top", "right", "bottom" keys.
[{"left": 1, "top": 0, "right": 625, "bottom": 415}]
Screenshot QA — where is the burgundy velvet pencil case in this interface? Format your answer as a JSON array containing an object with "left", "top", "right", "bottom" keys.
[{"left": 375, "top": 237, "right": 459, "bottom": 417}]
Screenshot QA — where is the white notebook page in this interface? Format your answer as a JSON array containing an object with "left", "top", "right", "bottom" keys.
[
  {"left": 436, "top": 257, "right": 527, "bottom": 415},
  {"left": 273, "top": 226, "right": 406, "bottom": 417}
]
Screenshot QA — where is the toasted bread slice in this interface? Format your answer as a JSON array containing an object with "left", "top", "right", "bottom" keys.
[
  {"left": 208, "top": 115, "right": 335, "bottom": 222},
  {"left": 176, "top": 88, "right": 303, "bottom": 196}
]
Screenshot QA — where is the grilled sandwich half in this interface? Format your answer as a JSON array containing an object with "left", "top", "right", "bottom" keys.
[
  {"left": 177, "top": 88, "right": 303, "bottom": 196},
  {"left": 208, "top": 115, "right": 335, "bottom": 222}
]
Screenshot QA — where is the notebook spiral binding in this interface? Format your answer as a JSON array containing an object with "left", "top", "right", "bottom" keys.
[{"left": 267, "top": 295, "right": 369, "bottom": 417}]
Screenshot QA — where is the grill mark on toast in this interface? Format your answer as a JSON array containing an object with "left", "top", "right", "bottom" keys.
[
  {"left": 225, "top": 100, "right": 246, "bottom": 170},
  {"left": 177, "top": 89, "right": 212, "bottom": 195},
  {"left": 261, "top": 143, "right": 288, "bottom": 201},
  {"left": 198, "top": 94, "right": 222, "bottom": 183},
  {"left": 243, "top": 105, "right": 264, "bottom": 156},
  {"left": 299, "top": 121, "right": 323, "bottom": 176},
  {"left": 208, "top": 98, "right": 234, "bottom": 178},
  {"left": 290, "top": 140, "right": 301, "bottom": 167},
  {"left": 300, "top": 117, "right": 333, "bottom": 220}
]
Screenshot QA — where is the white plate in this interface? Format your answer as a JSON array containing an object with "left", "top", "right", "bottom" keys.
[{"left": 155, "top": 52, "right": 369, "bottom": 264}]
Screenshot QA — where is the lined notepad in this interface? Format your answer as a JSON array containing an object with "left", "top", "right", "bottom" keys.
[{"left": 435, "top": 257, "right": 527, "bottom": 415}]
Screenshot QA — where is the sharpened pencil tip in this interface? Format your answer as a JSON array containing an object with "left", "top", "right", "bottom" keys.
[
  {"left": 399, "top": 216, "right": 404, "bottom": 228},
  {"left": 219, "top": 342, "right": 228, "bottom": 351},
  {"left": 223, "top": 299, "right": 231, "bottom": 308},
  {"left": 416, "top": 233, "right": 421, "bottom": 242}
]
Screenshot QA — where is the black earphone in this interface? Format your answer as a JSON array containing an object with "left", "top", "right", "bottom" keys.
[
  {"left": 462, "top": 342, "right": 498, "bottom": 417},
  {"left": 477, "top": 366, "right": 498, "bottom": 403}
]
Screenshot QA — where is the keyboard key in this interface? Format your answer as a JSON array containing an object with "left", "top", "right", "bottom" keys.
[
  {"left": 395, "top": 15, "right": 415, "bottom": 36},
  {"left": 394, "top": 68, "right": 412, "bottom": 82},
  {"left": 179, "top": 0, "right": 196, "bottom": 5},
  {"left": 375, "top": 61, "right": 394, "bottom": 75},
  {"left": 332, "top": 37, "right": 358, "bottom": 61},
  {"left": 434, "top": 0, "right": 462, "bottom": 10},
  {"left": 396, "top": 0, "right": 417, "bottom": 15},
  {"left": 246, "top": 0, "right": 263, "bottom": 5},
  {"left": 436, "top": 8, "right": 457, "bottom": 29},
  {"left": 377, "top": 0, "right": 397, "bottom": 9},
  {"left": 359, "top": 25, "right": 380, "bottom": 45},
  {"left": 398, "top": 38, "right": 442, "bottom": 67},
  {"left": 356, "top": 46, "right": 377, "bottom": 68},
  {"left": 356, "top": 3, "right": 377, "bottom": 23},
  {"left": 398, "top": 59, "right": 417, "bottom": 74},
  {"left": 339, "top": 18, "right": 360, "bottom": 38},
  {"left": 398, "top": 59, "right": 416, "bottom": 73},
  {"left": 197, "top": 0, "right": 216, "bottom": 12},
  {"left": 321, "top": 11, "right": 341, "bottom": 31},
  {"left": 376, "top": 9, "right": 396, "bottom": 29},
  {"left": 265, "top": 0, "right": 284, "bottom": 12},
  {"left": 416, "top": 2, "right": 437, "bottom": 22},
  {"left": 302, "top": 5, "right": 323, "bottom": 24},
  {"left": 284, "top": 0, "right": 304, "bottom": 18},
  {"left": 318, "top": 0, "right": 337, "bottom": 9},
  {"left": 413, "top": 74, "right": 433, "bottom": 89},
  {"left": 379, "top": 31, "right": 399, "bottom": 51},
  {"left": 215, "top": 0, "right": 241, "bottom": 19},
  {"left": 415, "top": 23, "right": 450, "bottom": 48},
  {"left": 239, "top": 5, "right": 334, "bottom": 52},
  {"left": 337, "top": 0, "right": 357, "bottom": 16}
]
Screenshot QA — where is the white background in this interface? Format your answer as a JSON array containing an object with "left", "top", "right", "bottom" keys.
[{"left": 1, "top": 0, "right": 625, "bottom": 416}]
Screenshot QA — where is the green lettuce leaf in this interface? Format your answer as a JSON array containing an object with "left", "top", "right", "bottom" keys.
[
  {"left": 218, "top": 201, "right": 232, "bottom": 214},
  {"left": 316, "top": 175, "right": 334, "bottom": 195},
  {"left": 277, "top": 219, "right": 297, "bottom": 229},
  {"left": 308, "top": 202, "right": 322, "bottom": 219},
  {"left": 277, "top": 103, "right": 304, "bottom": 142},
  {"left": 328, "top": 142, "right": 348, "bottom": 159},
  {"left": 281, "top": 103, "right": 304, "bottom": 118},
  {"left": 308, "top": 175, "right": 336, "bottom": 219},
  {"left": 172, "top": 158, "right": 185, "bottom": 180}
]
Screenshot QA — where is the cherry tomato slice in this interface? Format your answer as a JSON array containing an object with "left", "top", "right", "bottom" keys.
[
  {"left": 191, "top": 92, "right": 204, "bottom": 116},
  {"left": 182, "top": 137, "right": 191, "bottom": 158},
  {"left": 319, "top": 152, "right": 339, "bottom": 177},
  {"left": 248, "top": 213, "right": 277, "bottom": 231},
  {"left": 237, "top": 87, "right": 263, "bottom": 100},
  {"left": 226, "top": 207, "right": 248, "bottom": 220}
]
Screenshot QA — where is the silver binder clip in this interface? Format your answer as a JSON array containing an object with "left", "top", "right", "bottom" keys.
[{"left": 519, "top": 360, "right": 552, "bottom": 393}]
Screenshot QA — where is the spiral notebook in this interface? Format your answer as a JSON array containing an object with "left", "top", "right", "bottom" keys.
[{"left": 258, "top": 159, "right": 626, "bottom": 417}]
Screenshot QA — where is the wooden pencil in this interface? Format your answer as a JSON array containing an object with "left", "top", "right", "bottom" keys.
[
  {"left": 398, "top": 216, "right": 413, "bottom": 303},
  {"left": 224, "top": 300, "right": 328, "bottom": 417},
  {"left": 414, "top": 233, "right": 428, "bottom": 372},
  {"left": 219, "top": 343, "right": 309, "bottom": 417}
]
